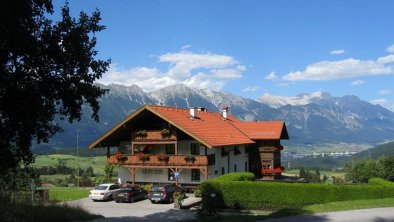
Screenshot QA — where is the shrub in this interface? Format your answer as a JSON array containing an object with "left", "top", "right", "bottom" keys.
[
  {"left": 201, "top": 175, "right": 394, "bottom": 210},
  {"left": 368, "top": 178, "right": 394, "bottom": 187},
  {"left": 194, "top": 187, "right": 202, "bottom": 197},
  {"left": 139, "top": 183, "right": 153, "bottom": 192}
]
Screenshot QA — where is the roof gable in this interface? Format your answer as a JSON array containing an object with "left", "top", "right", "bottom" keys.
[{"left": 89, "top": 105, "right": 289, "bottom": 149}]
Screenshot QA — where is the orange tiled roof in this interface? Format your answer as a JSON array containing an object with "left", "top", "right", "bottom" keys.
[
  {"left": 89, "top": 105, "right": 288, "bottom": 149},
  {"left": 148, "top": 105, "right": 254, "bottom": 147},
  {"left": 231, "top": 121, "right": 288, "bottom": 140}
]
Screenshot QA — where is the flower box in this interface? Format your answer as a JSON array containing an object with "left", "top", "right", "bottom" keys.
[
  {"left": 184, "top": 154, "right": 196, "bottom": 163},
  {"left": 137, "top": 153, "right": 150, "bottom": 162},
  {"left": 156, "top": 154, "right": 170, "bottom": 162}
]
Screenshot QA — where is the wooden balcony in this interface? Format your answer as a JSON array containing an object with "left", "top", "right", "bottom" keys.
[
  {"left": 108, "top": 154, "right": 208, "bottom": 167},
  {"left": 132, "top": 130, "right": 177, "bottom": 141}
]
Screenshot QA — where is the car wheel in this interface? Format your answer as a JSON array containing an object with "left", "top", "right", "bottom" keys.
[
  {"left": 115, "top": 199, "right": 119, "bottom": 203},
  {"left": 108, "top": 194, "right": 113, "bottom": 201},
  {"left": 130, "top": 197, "right": 134, "bottom": 203},
  {"left": 151, "top": 200, "right": 156, "bottom": 204},
  {"left": 169, "top": 196, "right": 173, "bottom": 203},
  {"left": 144, "top": 194, "right": 148, "bottom": 199}
]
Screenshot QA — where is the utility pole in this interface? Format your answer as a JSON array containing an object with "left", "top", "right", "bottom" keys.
[{"left": 77, "top": 129, "right": 80, "bottom": 187}]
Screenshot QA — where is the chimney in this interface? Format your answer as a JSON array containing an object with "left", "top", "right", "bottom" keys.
[
  {"left": 190, "top": 107, "right": 197, "bottom": 119},
  {"left": 196, "top": 107, "right": 207, "bottom": 112},
  {"left": 222, "top": 107, "right": 228, "bottom": 119}
]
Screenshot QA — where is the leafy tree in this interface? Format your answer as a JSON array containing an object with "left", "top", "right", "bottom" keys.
[
  {"left": 378, "top": 156, "right": 394, "bottom": 182},
  {"left": 85, "top": 166, "right": 94, "bottom": 177},
  {"left": 104, "top": 164, "right": 114, "bottom": 182},
  {"left": 322, "top": 174, "right": 328, "bottom": 182},
  {"left": 345, "top": 159, "right": 380, "bottom": 183},
  {"left": 0, "top": 166, "right": 39, "bottom": 190},
  {"left": 299, "top": 167, "right": 306, "bottom": 178},
  {"left": 0, "top": 0, "right": 110, "bottom": 175}
]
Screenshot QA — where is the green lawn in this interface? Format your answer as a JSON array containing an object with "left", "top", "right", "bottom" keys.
[
  {"left": 33, "top": 154, "right": 111, "bottom": 175},
  {"left": 48, "top": 187, "right": 92, "bottom": 202},
  {"left": 283, "top": 169, "right": 346, "bottom": 178}
]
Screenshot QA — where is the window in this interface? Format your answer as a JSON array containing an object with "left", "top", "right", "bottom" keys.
[
  {"left": 168, "top": 169, "right": 175, "bottom": 181},
  {"left": 166, "top": 144, "right": 175, "bottom": 154},
  {"left": 208, "top": 154, "right": 216, "bottom": 165},
  {"left": 109, "top": 185, "right": 120, "bottom": 190},
  {"left": 245, "top": 161, "right": 248, "bottom": 171},
  {"left": 234, "top": 146, "right": 241, "bottom": 155},
  {"left": 221, "top": 167, "right": 225, "bottom": 175},
  {"left": 234, "top": 164, "right": 237, "bottom": 172},
  {"left": 191, "top": 143, "right": 200, "bottom": 155},
  {"left": 221, "top": 147, "right": 227, "bottom": 157},
  {"left": 191, "top": 169, "right": 200, "bottom": 181}
]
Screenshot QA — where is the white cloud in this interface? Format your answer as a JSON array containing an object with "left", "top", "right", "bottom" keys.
[
  {"left": 211, "top": 69, "right": 242, "bottom": 79},
  {"left": 370, "top": 99, "right": 394, "bottom": 112},
  {"left": 275, "top": 82, "right": 290, "bottom": 87},
  {"left": 265, "top": 71, "right": 278, "bottom": 80},
  {"left": 386, "top": 44, "right": 394, "bottom": 54},
  {"left": 181, "top": 44, "right": 191, "bottom": 50},
  {"left": 379, "top": 89, "right": 392, "bottom": 96},
  {"left": 97, "top": 50, "right": 244, "bottom": 91},
  {"left": 377, "top": 54, "right": 394, "bottom": 64},
  {"left": 330, "top": 49, "right": 345, "bottom": 55},
  {"left": 242, "top": 86, "right": 260, "bottom": 92},
  {"left": 282, "top": 55, "right": 394, "bottom": 81},
  {"left": 236, "top": 65, "right": 247, "bottom": 71},
  {"left": 351, "top": 80, "right": 365, "bottom": 86}
]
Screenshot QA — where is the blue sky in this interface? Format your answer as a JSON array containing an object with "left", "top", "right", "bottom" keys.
[{"left": 57, "top": 0, "right": 394, "bottom": 111}]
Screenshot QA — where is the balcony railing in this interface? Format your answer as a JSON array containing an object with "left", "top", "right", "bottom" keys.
[
  {"left": 108, "top": 154, "right": 208, "bottom": 166},
  {"left": 132, "top": 130, "right": 177, "bottom": 141}
]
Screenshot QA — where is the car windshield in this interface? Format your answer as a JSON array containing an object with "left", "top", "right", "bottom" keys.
[
  {"left": 152, "top": 187, "right": 165, "bottom": 192},
  {"left": 94, "top": 185, "right": 108, "bottom": 190}
]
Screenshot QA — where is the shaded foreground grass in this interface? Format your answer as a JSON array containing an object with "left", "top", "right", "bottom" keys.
[
  {"left": 48, "top": 186, "right": 91, "bottom": 202},
  {"left": 188, "top": 198, "right": 394, "bottom": 222},
  {"left": 0, "top": 192, "right": 102, "bottom": 222}
]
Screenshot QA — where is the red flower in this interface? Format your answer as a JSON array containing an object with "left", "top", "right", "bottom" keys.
[{"left": 114, "top": 152, "right": 123, "bottom": 159}]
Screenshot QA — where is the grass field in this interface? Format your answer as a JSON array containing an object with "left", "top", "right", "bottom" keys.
[
  {"left": 283, "top": 169, "right": 346, "bottom": 178},
  {"left": 48, "top": 187, "right": 92, "bottom": 202},
  {"left": 33, "top": 154, "right": 111, "bottom": 175}
]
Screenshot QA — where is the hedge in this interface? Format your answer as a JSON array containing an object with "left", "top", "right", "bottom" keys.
[
  {"left": 368, "top": 178, "right": 394, "bottom": 187},
  {"left": 201, "top": 174, "right": 394, "bottom": 210}
]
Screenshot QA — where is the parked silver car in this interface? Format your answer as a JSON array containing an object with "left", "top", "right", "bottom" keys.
[{"left": 89, "top": 183, "right": 121, "bottom": 201}]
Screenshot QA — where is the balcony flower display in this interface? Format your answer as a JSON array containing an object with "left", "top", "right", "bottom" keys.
[
  {"left": 156, "top": 153, "right": 170, "bottom": 162},
  {"left": 160, "top": 128, "right": 172, "bottom": 137},
  {"left": 135, "top": 130, "right": 147, "bottom": 137},
  {"left": 114, "top": 152, "right": 128, "bottom": 163},
  {"left": 261, "top": 166, "right": 284, "bottom": 175},
  {"left": 138, "top": 153, "right": 150, "bottom": 162},
  {"left": 261, "top": 168, "right": 274, "bottom": 175},
  {"left": 259, "top": 145, "right": 284, "bottom": 152},
  {"left": 184, "top": 154, "right": 196, "bottom": 163}
]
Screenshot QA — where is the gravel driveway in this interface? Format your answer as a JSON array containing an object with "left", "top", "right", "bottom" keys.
[
  {"left": 263, "top": 207, "right": 394, "bottom": 222},
  {"left": 67, "top": 196, "right": 197, "bottom": 222}
]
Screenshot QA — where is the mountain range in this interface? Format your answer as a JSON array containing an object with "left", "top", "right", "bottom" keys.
[{"left": 33, "top": 83, "right": 394, "bottom": 152}]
